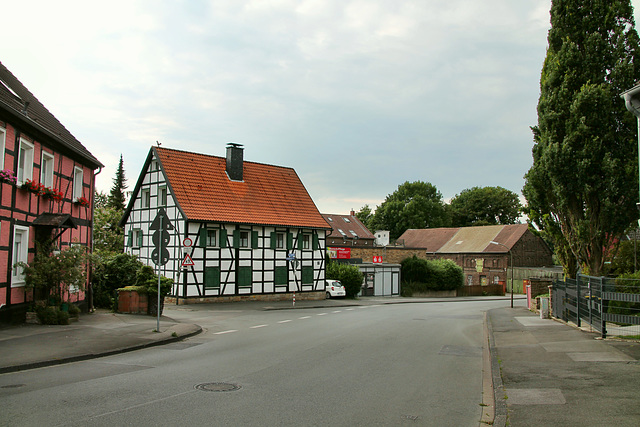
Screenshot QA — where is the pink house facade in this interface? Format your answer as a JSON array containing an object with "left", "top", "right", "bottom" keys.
[{"left": 0, "top": 62, "right": 102, "bottom": 322}]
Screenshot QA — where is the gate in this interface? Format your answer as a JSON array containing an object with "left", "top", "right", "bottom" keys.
[{"left": 552, "top": 274, "right": 640, "bottom": 338}]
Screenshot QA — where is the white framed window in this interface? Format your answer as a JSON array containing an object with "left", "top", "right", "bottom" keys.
[
  {"left": 159, "top": 186, "right": 167, "bottom": 206},
  {"left": 17, "top": 138, "right": 34, "bottom": 185},
  {"left": 41, "top": 151, "right": 54, "bottom": 188},
  {"left": 0, "top": 126, "right": 6, "bottom": 171},
  {"left": 239, "top": 231, "right": 249, "bottom": 248},
  {"left": 11, "top": 225, "right": 29, "bottom": 286},
  {"left": 206, "top": 229, "right": 217, "bottom": 247},
  {"left": 302, "top": 234, "right": 310, "bottom": 250},
  {"left": 276, "top": 233, "right": 284, "bottom": 249},
  {"left": 73, "top": 166, "right": 83, "bottom": 200},
  {"left": 133, "top": 229, "right": 143, "bottom": 248},
  {"left": 141, "top": 189, "right": 150, "bottom": 208}
]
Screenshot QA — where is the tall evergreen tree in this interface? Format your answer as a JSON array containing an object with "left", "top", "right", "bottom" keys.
[
  {"left": 108, "top": 154, "right": 127, "bottom": 211},
  {"left": 523, "top": 0, "right": 640, "bottom": 277}
]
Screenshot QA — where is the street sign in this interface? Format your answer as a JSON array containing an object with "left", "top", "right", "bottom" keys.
[
  {"left": 286, "top": 252, "right": 296, "bottom": 262},
  {"left": 183, "top": 237, "right": 193, "bottom": 247},
  {"left": 150, "top": 208, "right": 174, "bottom": 266},
  {"left": 182, "top": 253, "right": 194, "bottom": 267},
  {"left": 372, "top": 256, "right": 383, "bottom": 264}
]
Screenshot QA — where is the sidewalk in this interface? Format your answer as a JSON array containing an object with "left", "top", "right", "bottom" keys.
[
  {"left": 0, "top": 309, "right": 202, "bottom": 374},
  {"left": 487, "top": 306, "right": 640, "bottom": 427}
]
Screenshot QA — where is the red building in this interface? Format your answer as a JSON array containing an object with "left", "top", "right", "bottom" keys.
[{"left": 0, "top": 62, "right": 102, "bottom": 322}]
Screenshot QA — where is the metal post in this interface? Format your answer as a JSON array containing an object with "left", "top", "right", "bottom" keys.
[
  {"left": 157, "top": 215, "right": 162, "bottom": 333},
  {"left": 509, "top": 250, "right": 514, "bottom": 308}
]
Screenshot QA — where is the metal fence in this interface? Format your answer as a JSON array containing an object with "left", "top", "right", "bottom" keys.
[{"left": 552, "top": 275, "right": 640, "bottom": 338}]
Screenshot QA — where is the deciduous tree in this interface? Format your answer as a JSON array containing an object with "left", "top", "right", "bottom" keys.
[
  {"left": 449, "top": 186, "right": 522, "bottom": 227},
  {"left": 369, "top": 181, "right": 449, "bottom": 240}
]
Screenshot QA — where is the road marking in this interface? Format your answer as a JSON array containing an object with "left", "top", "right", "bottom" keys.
[
  {"left": 332, "top": 310, "right": 342, "bottom": 313},
  {"left": 277, "top": 320, "right": 292, "bottom": 324},
  {"left": 214, "top": 330, "right": 238, "bottom": 335},
  {"left": 345, "top": 308, "right": 354, "bottom": 311},
  {"left": 298, "top": 316, "right": 311, "bottom": 319},
  {"left": 250, "top": 324, "right": 268, "bottom": 329},
  {"left": 317, "top": 313, "right": 328, "bottom": 316}
]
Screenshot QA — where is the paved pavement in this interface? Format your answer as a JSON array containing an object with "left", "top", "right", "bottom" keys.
[{"left": 1, "top": 296, "right": 639, "bottom": 426}]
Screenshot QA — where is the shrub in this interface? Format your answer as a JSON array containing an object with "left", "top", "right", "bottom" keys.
[
  {"left": 326, "top": 261, "right": 364, "bottom": 298},
  {"left": 400, "top": 256, "right": 464, "bottom": 294},
  {"left": 92, "top": 253, "right": 143, "bottom": 309},
  {"left": 35, "top": 306, "right": 70, "bottom": 325}
]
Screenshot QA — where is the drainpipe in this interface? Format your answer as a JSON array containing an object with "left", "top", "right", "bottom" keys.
[{"left": 88, "top": 165, "right": 102, "bottom": 312}]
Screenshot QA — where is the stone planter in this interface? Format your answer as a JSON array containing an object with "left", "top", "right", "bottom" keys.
[{"left": 25, "top": 311, "right": 39, "bottom": 324}]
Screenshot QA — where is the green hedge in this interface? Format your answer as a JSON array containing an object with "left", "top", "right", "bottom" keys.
[
  {"left": 400, "top": 256, "right": 463, "bottom": 295},
  {"left": 326, "top": 261, "right": 364, "bottom": 298}
]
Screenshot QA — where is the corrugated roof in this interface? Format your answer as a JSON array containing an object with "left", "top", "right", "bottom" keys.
[
  {"left": 399, "top": 224, "right": 530, "bottom": 253},
  {"left": 322, "top": 213, "right": 375, "bottom": 240},
  {"left": 155, "top": 147, "right": 331, "bottom": 229},
  {"left": 439, "top": 225, "right": 503, "bottom": 253},
  {"left": 0, "top": 62, "right": 102, "bottom": 168},
  {"left": 400, "top": 228, "right": 459, "bottom": 251}
]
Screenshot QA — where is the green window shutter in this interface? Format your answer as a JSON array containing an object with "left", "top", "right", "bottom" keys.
[
  {"left": 127, "top": 230, "right": 133, "bottom": 247},
  {"left": 199, "top": 228, "right": 207, "bottom": 247},
  {"left": 219, "top": 229, "right": 227, "bottom": 248},
  {"left": 238, "top": 266, "right": 252, "bottom": 287},
  {"left": 287, "top": 233, "right": 293, "bottom": 250},
  {"left": 297, "top": 235, "right": 303, "bottom": 250},
  {"left": 251, "top": 231, "right": 259, "bottom": 249},
  {"left": 204, "top": 267, "right": 220, "bottom": 289},
  {"left": 233, "top": 230, "right": 240, "bottom": 248},
  {"left": 301, "top": 266, "right": 313, "bottom": 284},
  {"left": 137, "top": 230, "right": 143, "bottom": 247},
  {"left": 313, "top": 233, "right": 319, "bottom": 250},
  {"left": 275, "top": 266, "right": 288, "bottom": 286},
  {"left": 270, "top": 232, "right": 277, "bottom": 250}
]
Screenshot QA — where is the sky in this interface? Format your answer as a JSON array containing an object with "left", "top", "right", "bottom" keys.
[{"left": 2, "top": 0, "right": 640, "bottom": 215}]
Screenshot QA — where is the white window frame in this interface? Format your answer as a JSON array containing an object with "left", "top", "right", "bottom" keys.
[
  {"left": 133, "top": 229, "right": 143, "bottom": 248},
  {"left": 73, "top": 166, "right": 84, "bottom": 201},
  {"left": 41, "top": 151, "right": 55, "bottom": 188},
  {"left": 17, "top": 138, "right": 34, "bottom": 185},
  {"left": 206, "top": 229, "right": 217, "bottom": 247},
  {"left": 159, "top": 186, "right": 167, "bottom": 207},
  {"left": 239, "top": 231, "right": 249, "bottom": 248},
  {"left": 275, "top": 232, "right": 284, "bottom": 249},
  {"left": 302, "top": 234, "right": 310, "bottom": 250},
  {"left": 11, "top": 225, "right": 29, "bottom": 287},
  {"left": 0, "top": 126, "right": 5, "bottom": 171},
  {"left": 141, "top": 188, "right": 150, "bottom": 208}
]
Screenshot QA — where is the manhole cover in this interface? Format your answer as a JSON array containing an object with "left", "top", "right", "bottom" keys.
[
  {"left": 195, "top": 382, "right": 241, "bottom": 392},
  {"left": 1, "top": 384, "right": 25, "bottom": 389}
]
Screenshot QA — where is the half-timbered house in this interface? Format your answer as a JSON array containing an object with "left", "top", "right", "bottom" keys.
[
  {"left": 120, "top": 144, "right": 331, "bottom": 303},
  {"left": 0, "top": 62, "right": 103, "bottom": 322}
]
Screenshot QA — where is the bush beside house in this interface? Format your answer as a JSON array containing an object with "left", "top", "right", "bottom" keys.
[{"left": 400, "top": 256, "right": 464, "bottom": 296}]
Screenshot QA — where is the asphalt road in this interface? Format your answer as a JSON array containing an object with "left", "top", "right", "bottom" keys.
[{"left": 0, "top": 300, "right": 508, "bottom": 426}]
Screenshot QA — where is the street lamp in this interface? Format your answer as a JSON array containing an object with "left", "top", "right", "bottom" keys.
[{"left": 490, "top": 240, "right": 513, "bottom": 308}]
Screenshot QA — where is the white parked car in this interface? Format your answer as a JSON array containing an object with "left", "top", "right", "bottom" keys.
[{"left": 325, "top": 279, "right": 346, "bottom": 298}]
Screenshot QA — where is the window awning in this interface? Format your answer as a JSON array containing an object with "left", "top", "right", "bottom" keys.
[{"left": 32, "top": 213, "right": 77, "bottom": 229}]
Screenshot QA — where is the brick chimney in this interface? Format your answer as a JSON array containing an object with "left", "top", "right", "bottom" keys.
[{"left": 226, "top": 143, "right": 244, "bottom": 181}]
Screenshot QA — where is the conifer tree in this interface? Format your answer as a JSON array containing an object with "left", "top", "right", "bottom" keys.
[
  {"left": 523, "top": 0, "right": 640, "bottom": 277},
  {"left": 108, "top": 154, "right": 127, "bottom": 211}
]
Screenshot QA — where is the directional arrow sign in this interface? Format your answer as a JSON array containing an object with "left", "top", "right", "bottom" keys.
[{"left": 149, "top": 208, "right": 175, "bottom": 231}]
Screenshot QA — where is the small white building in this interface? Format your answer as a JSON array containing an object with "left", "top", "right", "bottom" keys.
[
  {"left": 120, "top": 144, "right": 331, "bottom": 303},
  {"left": 375, "top": 230, "right": 389, "bottom": 247}
]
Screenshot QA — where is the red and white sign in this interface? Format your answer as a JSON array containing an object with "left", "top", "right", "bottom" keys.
[
  {"left": 372, "top": 256, "right": 383, "bottom": 264},
  {"left": 183, "top": 237, "right": 193, "bottom": 247},
  {"left": 327, "top": 247, "right": 351, "bottom": 259},
  {"left": 182, "top": 253, "right": 194, "bottom": 266}
]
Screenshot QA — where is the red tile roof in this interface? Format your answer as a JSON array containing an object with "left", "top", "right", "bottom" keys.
[
  {"left": 155, "top": 147, "right": 331, "bottom": 229},
  {"left": 321, "top": 213, "right": 375, "bottom": 240}
]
